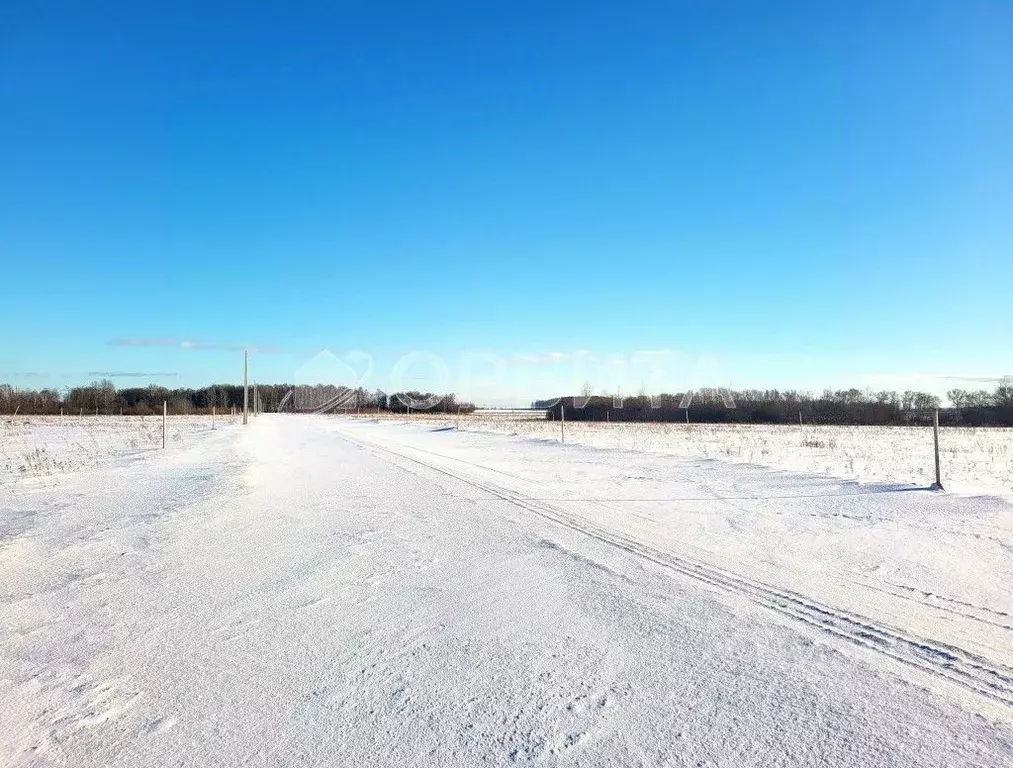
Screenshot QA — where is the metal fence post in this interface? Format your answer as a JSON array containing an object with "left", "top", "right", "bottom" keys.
[{"left": 933, "top": 409, "right": 943, "bottom": 490}]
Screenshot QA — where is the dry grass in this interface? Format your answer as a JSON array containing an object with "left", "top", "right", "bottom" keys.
[
  {"left": 0, "top": 414, "right": 234, "bottom": 490},
  {"left": 352, "top": 412, "right": 1013, "bottom": 499}
]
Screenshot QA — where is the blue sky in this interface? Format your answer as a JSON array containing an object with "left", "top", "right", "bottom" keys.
[{"left": 2, "top": 1, "right": 1010, "bottom": 404}]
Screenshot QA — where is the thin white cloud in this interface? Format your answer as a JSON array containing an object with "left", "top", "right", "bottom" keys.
[
  {"left": 108, "top": 338, "right": 285, "bottom": 354},
  {"left": 863, "top": 372, "right": 1010, "bottom": 386},
  {"left": 86, "top": 371, "right": 179, "bottom": 378},
  {"left": 934, "top": 373, "right": 1012, "bottom": 384}
]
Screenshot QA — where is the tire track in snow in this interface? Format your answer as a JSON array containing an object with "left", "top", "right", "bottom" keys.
[
  {"left": 854, "top": 580, "right": 1013, "bottom": 632},
  {"left": 337, "top": 430, "right": 1013, "bottom": 712}
]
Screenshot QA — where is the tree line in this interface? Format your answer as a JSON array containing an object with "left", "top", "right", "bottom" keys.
[
  {"left": 535, "top": 384, "right": 1013, "bottom": 427},
  {"left": 4, "top": 380, "right": 1012, "bottom": 425},
  {"left": 0, "top": 381, "right": 476, "bottom": 416}
]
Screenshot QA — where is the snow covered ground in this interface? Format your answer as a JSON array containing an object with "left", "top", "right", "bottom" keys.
[
  {"left": 441, "top": 415, "right": 1013, "bottom": 501},
  {"left": 0, "top": 415, "right": 235, "bottom": 492},
  {"left": 2, "top": 415, "right": 1012, "bottom": 766}
]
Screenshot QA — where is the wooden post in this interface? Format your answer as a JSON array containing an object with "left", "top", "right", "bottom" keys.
[
  {"left": 933, "top": 409, "right": 943, "bottom": 490},
  {"left": 162, "top": 400, "right": 167, "bottom": 449}
]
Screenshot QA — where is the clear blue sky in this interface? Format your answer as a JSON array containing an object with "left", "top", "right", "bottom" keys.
[{"left": 2, "top": 1, "right": 1010, "bottom": 404}]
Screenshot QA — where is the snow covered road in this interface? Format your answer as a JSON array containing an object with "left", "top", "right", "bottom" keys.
[{"left": 2, "top": 415, "right": 1012, "bottom": 766}]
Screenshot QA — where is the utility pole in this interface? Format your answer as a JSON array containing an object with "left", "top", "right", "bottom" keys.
[{"left": 243, "top": 350, "right": 249, "bottom": 425}]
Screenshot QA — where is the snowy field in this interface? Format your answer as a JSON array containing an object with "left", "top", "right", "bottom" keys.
[
  {"left": 0, "top": 415, "right": 235, "bottom": 492},
  {"left": 400, "top": 413, "right": 1013, "bottom": 501},
  {"left": 2, "top": 415, "right": 1012, "bottom": 766}
]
